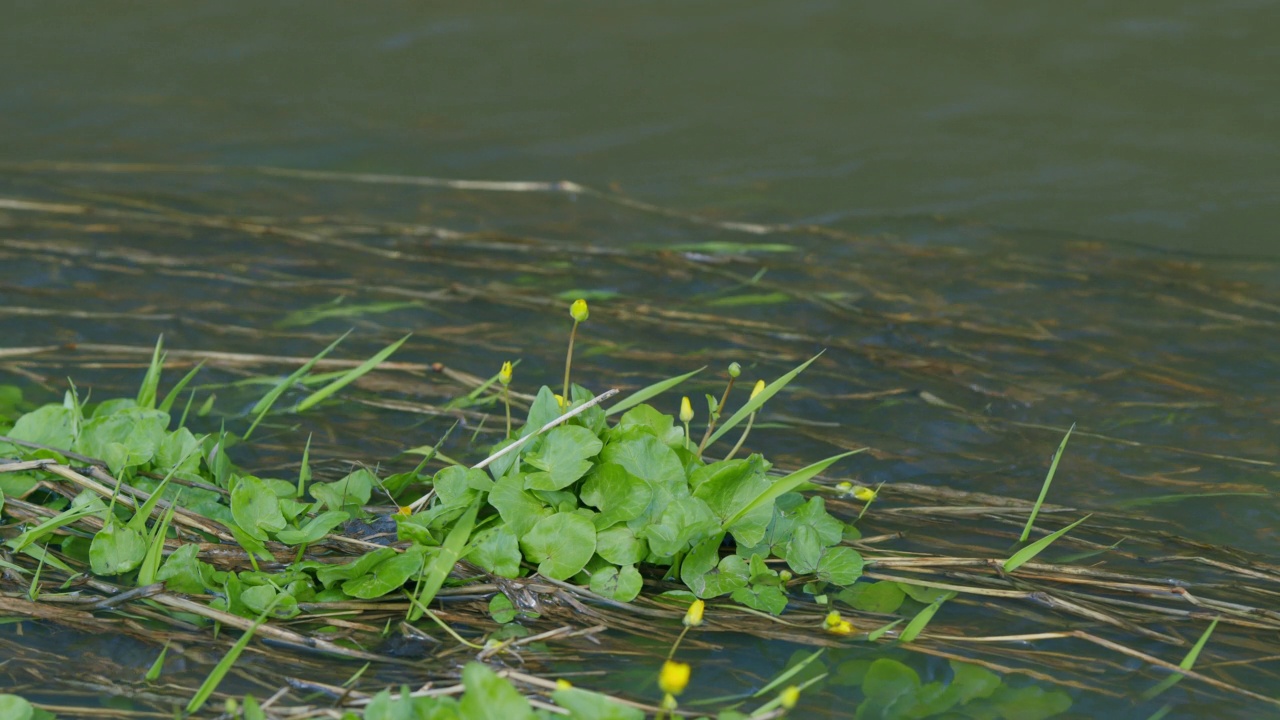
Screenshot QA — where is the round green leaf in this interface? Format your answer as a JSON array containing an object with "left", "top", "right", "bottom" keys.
[{"left": 520, "top": 513, "right": 597, "bottom": 581}]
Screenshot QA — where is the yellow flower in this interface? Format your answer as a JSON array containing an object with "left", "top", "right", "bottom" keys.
[
  {"left": 397, "top": 506, "right": 413, "bottom": 516},
  {"left": 498, "top": 361, "right": 513, "bottom": 386},
  {"left": 555, "top": 679, "right": 573, "bottom": 690},
  {"left": 683, "top": 599, "right": 705, "bottom": 627},
  {"left": 823, "top": 610, "right": 854, "bottom": 635},
  {"left": 555, "top": 394, "right": 568, "bottom": 411},
  {"left": 854, "top": 486, "right": 877, "bottom": 502},
  {"left": 780, "top": 685, "right": 800, "bottom": 710},
  {"left": 570, "top": 298, "right": 590, "bottom": 323},
  {"left": 679, "top": 396, "right": 694, "bottom": 423},
  {"left": 750, "top": 379, "right": 766, "bottom": 399},
  {"left": 835, "top": 481, "right": 853, "bottom": 495},
  {"left": 658, "top": 660, "right": 691, "bottom": 696}
]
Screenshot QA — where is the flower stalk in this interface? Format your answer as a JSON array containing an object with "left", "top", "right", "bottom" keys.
[
  {"left": 696, "top": 362, "right": 740, "bottom": 457},
  {"left": 563, "top": 299, "right": 589, "bottom": 401}
]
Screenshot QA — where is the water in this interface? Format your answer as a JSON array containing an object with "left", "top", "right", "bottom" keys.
[{"left": 1, "top": 3, "right": 1278, "bottom": 718}]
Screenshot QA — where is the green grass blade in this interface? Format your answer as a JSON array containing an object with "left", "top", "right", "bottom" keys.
[
  {"left": 410, "top": 498, "right": 480, "bottom": 620},
  {"left": 245, "top": 330, "right": 351, "bottom": 439},
  {"left": 136, "top": 335, "right": 166, "bottom": 409},
  {"left": 137, "top": 495, "right": 179, "bottom": 586},
  {"left": 1004, "top": 514, "right": 1092, "bottom": 572},
  {"left": 706, "top": 351, "right": 823, "bottom": 446},
  {"left": 867, "top": 619, "right": 903, "bottom": 641},
  {"left": 185, "top": 597, "right": 280, "bottom": 714},
  {"left": 144, "top": 641, "right": 169, "bottom": 682},
  {"left": 296, "top": 333, "right": 410, "bottom": 412},
  {"left": 752, "top": 649, "right": 825, "bottom": 698},
  {"left": 606, "top": 366, "right": 705, "bottom": 416},
  {"left": 1019, "top": 424, "right": 1074, "bottom": 542},
  {"left": 898, "top": 592, "right": 956, "bottom": 643},
  {"left": 159, "top": 360, "right": 205, "bottom": 414},
  {"left": 1140, "top": 616, "right": 1220, "bottom": 701},
  {"left": 724, "top": 449, "right": 861, "bottom": 529}
]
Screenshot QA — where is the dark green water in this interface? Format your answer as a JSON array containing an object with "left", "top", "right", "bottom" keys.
[{"left": 1, "top": 3, "right": 1278, "bottom": 718}]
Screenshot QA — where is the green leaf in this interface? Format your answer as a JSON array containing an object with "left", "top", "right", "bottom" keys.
[
  {"left": 1019, "top": 425, "right": 1074, "bottom": 542},
  {"left": 230, "top": 476, "right": 287, "bottom": 541},
  {"left": 156, "top": 544, "right": 216, "bottom": 594},
  {"left": 723, "top": 450, "right": 861, "bottom": 530},
  {"left": 611, "top": 404, "right": 683, "bottom": 446},
  {"left": 589, "top": 564, "right": 643, "bottom": 602},
  {"left": 89, "top": 518, "right": 148, "bottom": 575},
  {"left": 642, "top": 495, "right": 718, "bottom": 558},
  {"left": 75, "top": 407, "right": 169, "bottom": 474},
  {"left": 433, "top": 465, "right": 492, "bottom": 507},
  {"left": 342, "top": 546, "right": 428, "bottom": 599},
  {"left": 459, "top": 662, "right": 534, "bottom": 720},
  {"left": 837, "top": 581, "right": 905, "bottom": 614},
  {"left": 859, "top": 659, "right": 920, "bottom": 718},
  {"left": 945, "top": 660, "right": 1002, "bottom": 705},
  {"left": 581, "top": 463, "right": 653, "bottom": 530},
  {"left": 606, "top": 368, "right": 705, "bottom": 417},
  {"left": 8, "top": 404, "right": 75, "bottom": 450},
  {"left": 245, "top": 331, "right": 350, "bottom": 439},
  {"left": 975, "top": 685, "right": 1072, "bottom": 720},
  {"left": 412, "top": 499, "right": 480, "bottom": 614},
  {"left": 784, "top": 525, "right": 822, "bottom": 574},
  {"left": 0, "top": 695, "right": 36, "bottom": 720},
  {"left": 470, "top": 527, "right": 523, "bottom": 578},
  {"left": 732, "top": 583, "right": 789, "bottom": 615},
  {"left": 524, "top": 425, "right": 602, "bottom": 491},
  {"left": 276, "top": 511, "right": 350, "bottom": 546},
  {"left": 490, "top": 471, "right": 552, "bottom": 538},
  {"left": 186, "top": 596, "right": 281, "bottom": 714},
  {"left": 520, "top": 513, "right": 597, "bottom": 581},
  {"left": 1004, "top": 514, "right": 1092, "bottom": 572},
  {"left": 310, "top": 468, "right": 375, "bottom": 511},
  {"left": 1140, "top": 616, "right": 1219, "bottom": 701},
  {"left": 682, "top": 532, "right": 750, "bottom": 598},
  {"left": 553, "top": 687, "right": 645, "bottom": 720},
  {"left": 240, "top": 584, "right": 300, "bottom": 619},
  {"left": 899, "top": 592, "right": 955, "bottom": 643},
  {"left": 316, "top": 547, "right": 398, "bottom": 588},
  {"left": 707, "top": 351, "right": 822, "bottom": 446},
  {"left": 693, "top": 455, "right": 773, "bottom": 547},
  {"left": 489, "top": 594, "right": 517, "bottom": 623},
  {"left": 601, "top": 435, "right": 686, "bottom": 489},
  {"left": 707, "top": 292, "right": 792, "bottom": 307},
  {"left": 136, "top": 335, "right": 166, "bottom": 410},
  {"left": 297, "top": 333, "right": 410, "bottom": 412},
  {"left": 595, "top": 525, "right": 648, "bottom": 566},
  {"left": 816, "top": 547, "right": 863, "bottom": 586}
]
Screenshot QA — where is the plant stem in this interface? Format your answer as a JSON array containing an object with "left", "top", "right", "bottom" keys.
[
  {"left": 696, "top": 376, "right": 736, "bottom": 456},
  {"left": 563, "top": 320, "right": 579, "bottom": 400},
  {"left": 724, "top": 411, "right": 755, "bottom": 462},
  {"left": 503, "top": 385, "right": 512, "bottom": 439}
]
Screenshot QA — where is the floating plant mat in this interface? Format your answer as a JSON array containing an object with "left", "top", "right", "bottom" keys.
[
  {"left": 0, "top": 336, "right": 1277, "bottom": 720},
  {"left": 0, "top": 163, "right": 1277, "bottom": 718}
]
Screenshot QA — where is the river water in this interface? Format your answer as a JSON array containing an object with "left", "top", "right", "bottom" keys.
[{"left": 1, "top": 3, "right": 1278, "bottom": 719}]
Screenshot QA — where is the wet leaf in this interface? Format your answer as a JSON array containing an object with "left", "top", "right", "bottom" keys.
[
  {"left": 459, "top": 662, "right": 534, "bottom": 720},
  {"left": 595, "top": 525, "right": 648, "bottom": 566},
  {"left": 520, "top": 512, "right": 597, "bottom": 580},
  {"left": 7, "top": 404, "right": 75, "bottom": 450},
  {"left": 816, "top": 546, "right": 863, "bottom": 586},
  {"left": 524, "top": 425, "right": 602, "bottom": 491},
  {"left": 230, "top": 475, "right": 287, "bottom": 541},
  {"left": 276, "top": 510, "right": 349, "bottom": 546},
  {"left": 732, "top": 583, "right": 789, "bottom": 615},
  {"left": 553, "top": 686, "right": 645, "bottom": 720},
  {"left": 310, "top": 468, "right": 375, "bottom": 511},
  {"left": 89, "top": 518, "right": 147, "bottom": 575},
  {"left": 693, "top": 455, "right": 772, "bottom": 546},
  {"left": 490, "top": 471, "right": 552, "bottom": 537},
  {"left": 642, "top": 495, "right": 717, "bottom": 557},
  {"left": 581, "top": 463, "right": 653, "bottom": 529},
  {"left": 342, "top": 546, "right": 428, "bottom": 599},
  {"left": 470, "top": 526, "right": 523, "bottom": 578},
  {"left": 682, "top": 532, "right": 750, "bottom": 598},
  {"left": 837, "top": 581, "right": 905, "bottom": 614},
  {"left": 589, "top": 564, "right": 643, "bottom": 602}
]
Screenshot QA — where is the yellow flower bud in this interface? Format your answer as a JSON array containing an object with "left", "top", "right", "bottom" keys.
[
  {"left": 570, "top": 298, "right": 589, "bottom": 323},
  {"left": 780, "top": 685, "right": 800, "bottom": 710},
  {"left": 555, "top": 679, "right": 573, "bottom": 690},
  {"left": 679, "top": 396, "right": 694, "bottom": 423},
  {"left": 660, "top": 693, "right": 678, "bottom": 712},
  {"left": 683, "top": 599, "right": 705, "bottom": 627},
  {"left": 658, "top": 660, "right": 691, "bottom": 696},
  {"left": 835, "top": 481, "right": 853, "bottom": 494},
  {"left": 779, "top": 570, "right": 792, "bottom": 583},
  {"left": 555, "top": 394, "right": 567, "bottom": 411},
  {"left": 750, "top": 379, "right": 766, "bottom": 400},
  {"left": 498, "top": 361, "right": 513, "bottom": 386},
  {"left": 728, "top": 362, "right": 741, "bottom": 378},
  {"left": 823, "top": 610, "right": 854, "bottom": 635},
  {"left": 854, "top": 486, "right": 877, "bottom": 502}
]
